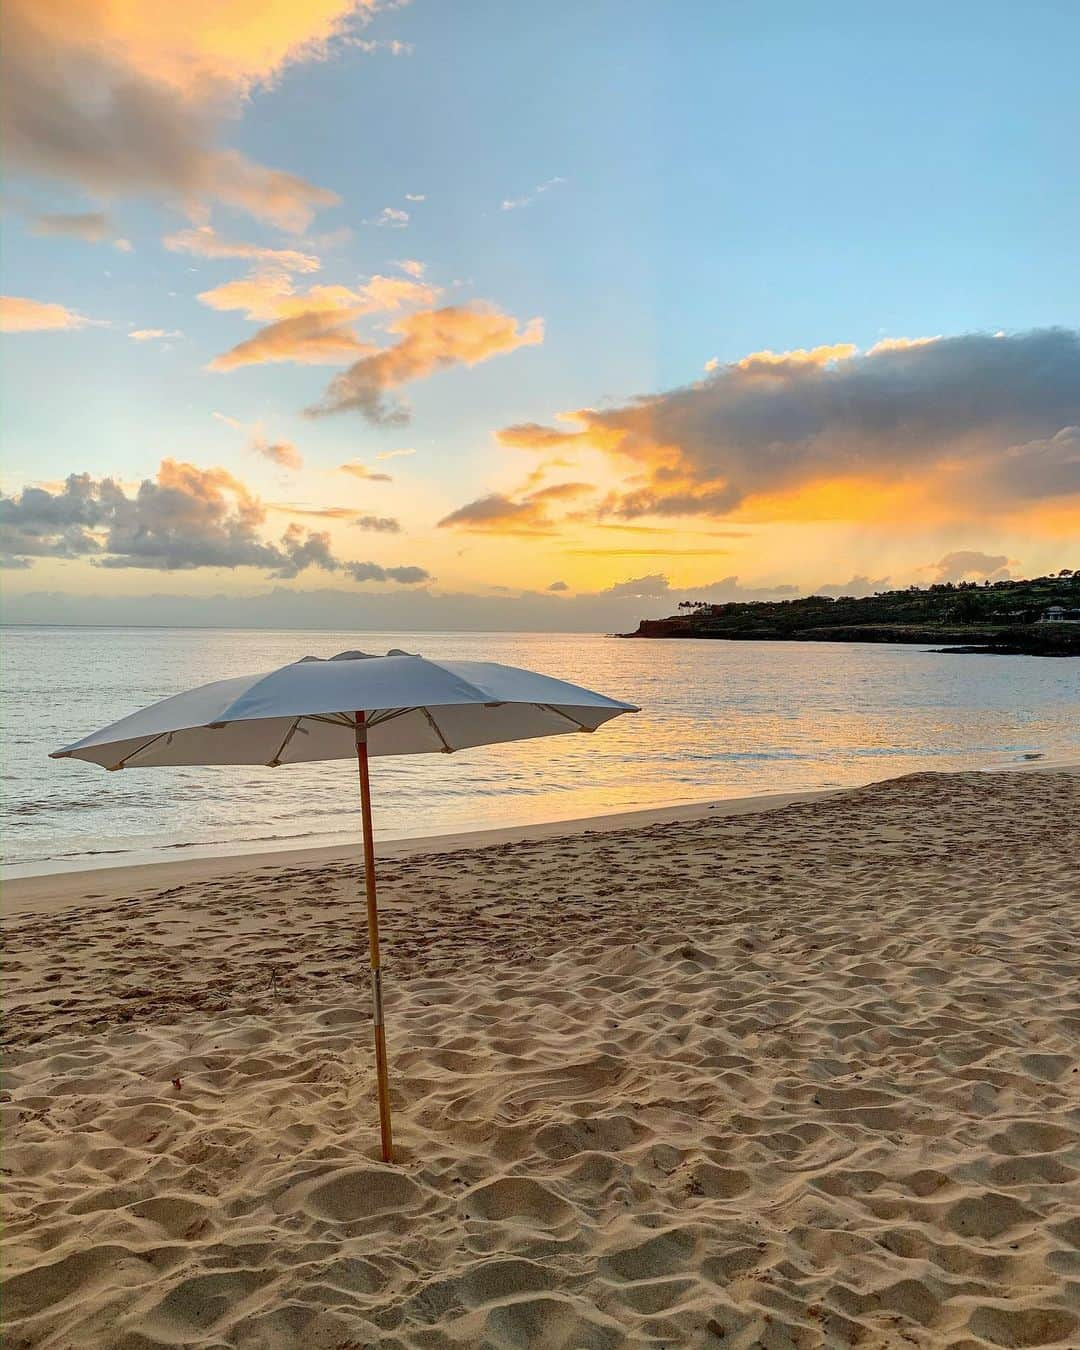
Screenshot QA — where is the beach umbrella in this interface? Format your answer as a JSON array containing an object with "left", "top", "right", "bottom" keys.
[{"left": 51, "top": 650, "right": 638, "bottom": 1162}]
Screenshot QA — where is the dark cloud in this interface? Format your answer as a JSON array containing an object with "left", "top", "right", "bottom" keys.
[
  {"left": 345, "top": 561, "right": 431, "bottom": 583},
  {"left": 27, "top": 210, "right": 113, "bottom": 243},
  {"left": 925, "top": 551, "right": 1013, "bottom": 583},
  {"left": 547, "top": 579, "right": 569, "bottom": 591},
  {"left": 0, "top": 473, "right": 104, "bottom": 557},
  {"left": 816, "top": 575, "right": 891, "bottom": 598},
  {"left": 980, "top": 427, "right": 1080, "bottom": 502},
  {"left": 501, "top": 329, "right": 1080, "bottom": 519},
  {"left": 0, "top": 460, "right": 428, "bottom": 584},
  {"left": 352, "top": 515, "right": 402, "bottom": 533},
  {"left": 599, "top": 573, "right": 800, "bottom": 602}
]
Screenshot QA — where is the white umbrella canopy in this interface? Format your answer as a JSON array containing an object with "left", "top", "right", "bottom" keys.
[
  {"left": 51, "top": 650, "right": 635, "bottom": 769},
  {"left": 51, "top": 650, "right": 638, "bottom": 1163}
]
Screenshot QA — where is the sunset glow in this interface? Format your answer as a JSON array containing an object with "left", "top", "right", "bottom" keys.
[{"left": 2, "top": 1, "right": 1077, "bottom": 627}]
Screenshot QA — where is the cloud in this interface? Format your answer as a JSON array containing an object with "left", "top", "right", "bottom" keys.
[
  {"left": 396, "top": 259, "right": 425, "bottom": 278},
  {"left": 369, "top": 206, "right": 409, "bottom": 227},
  {"left": 438, "top": 482, "right": 592, "bottom": 536},
  {"left": 202, "top": 272, "right": 440, "bottom": 371},
  {"left": 547, "top": 580, "right": 568, "bottom": 592},
  {"left": 980, "top": 427, "right": 1080, "bottom": 502},
  {"left": 345, "top": 561, "right": 429, "bottom": 582},
  {"left": 925, "top": 551, "right": 1014, "bottom": 583},
  {"left": 163, "top": 226, "right": 321, "bottom": 272},
  {"left": 564, "top": 547, "right": 733, "bottom": 558},
  {"left": 339, "top": 460, "right": 392, "bottom": 482},
  {"left": 734, "top": 342, "right": 858, "bottom": 371},
  {"left": 501, "top": 176, "right": 566, "bottom": 211},
  {"left": 309, "top": 303, "right": 544, "bottom": 423},
  {"left": 0, "top": 472, "right": 105, "bottom": 558},
  {"left": 352, "top": 515, "right": 401, "bottom": 532},
  {"left": 199, "top": 271, "right": 437, "bottom": 323},
  {"left": 26, "top": 210, "right": 130, "bottom": 250},
  {"left": 600, "top": 573, "right": 671, "bottom": 599},
  {"left": 349, "top": 38, "right": 414, "bottom": 56},
  {"left": 129, "top": 328, "right": 183, "bottom": 341},
  {"left": 0, "top": 295, "right": 100, "bottom": 331},
  {"left": 0, "top": 459, "right": 427, "bottom": 582},
  {"left": 1, "top": 0, "right": 367, "bottom": 228},
  {"left": 209, "top": 310, "right": 375, "bottom": 370},
  {"left": 496, "top": 422, "right": 590, "bottom": 452},
  {"left": 0, "top": 572, "right": 860, "bottom": 631},
  {"left": 815, "top": 574, "right": 891, "bottom": 598},
  {"left": 212, "top": 411, "right": 245, "bottom": 430},
  {"left": 438, "top": 494, "right": 554, "bottom": 535},
  {"left": 270, "top": 503, "right": 355, "bottom": 519},
  {"left": 600, "top": 573, "right": 800, "bottom": 602},
  {"left": 495, "top": 329, "right": 1080, "bottom": 522},
  {"left": 375, "top": 447, "right": 415, "bottom": 461},
  {"left": 252, "top": 438, "right": 303, "bottom": 471}
]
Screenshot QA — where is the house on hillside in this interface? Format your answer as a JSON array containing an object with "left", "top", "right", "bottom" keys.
[{"left": 1040, "top": 605, "right": 1080, "bottom": 623}]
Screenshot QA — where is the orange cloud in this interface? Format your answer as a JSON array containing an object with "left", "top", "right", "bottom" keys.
[
  {"left": 269, "top": 503, "right": 356, "bottom": 519},
  {"left": 164, "top": 226, "right": 321, "bottom": 272},
  {"left": 438, "top": 481, "right": 592, "bottom": 535},
  {"left": 199, "top": 272, "right": 437, "bottom": 322},
  {"left": 0, "top": 296, "right": 98, "bottom": 331},
  {"left": 497, "top": 422, "right": 586, "bottom": 451},
  {"left": 438, "top": 493, "right": 557, "bottom": 535},
  {"left": 1, "top": 0, "right": 375, "bottom": 227},
  {"left": 338, "top": 461, "right": 392, "bottom": 482},
  {"left": 208, "top": 310, "right": 375, "bottom": 370},
  {"left": 252, "top": 438, "right": 303, "bottom": 471},
  {"left": 866, "top": 335, "right": 941, "bottom": 355},
  {"left": 734, "top": 342, "right": 857, "bottom": 372},
  {"left": 310, "top": 303, "right": 544, "bottom": 422}
]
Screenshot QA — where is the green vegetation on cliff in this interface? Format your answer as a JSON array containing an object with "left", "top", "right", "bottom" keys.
[{"left": 622, "top": 572, "right": 1080, "bottom": 654}]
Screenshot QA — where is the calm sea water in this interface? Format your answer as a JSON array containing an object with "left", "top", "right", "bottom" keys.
[{"left": 2, "top": 627, "right": 1077, "bottom": 874}]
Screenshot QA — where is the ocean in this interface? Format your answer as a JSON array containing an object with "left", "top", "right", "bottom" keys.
[{"left": 2, "top": 626, "right": 1077, "bottom": 874}]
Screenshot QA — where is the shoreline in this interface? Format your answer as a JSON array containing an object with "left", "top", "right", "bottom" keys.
[
  {"left": 1, "top": 784, "right": 838, "bottom": 918},
  {"left": 5, "top": 757, "right": 1076, "bottom": 919}
]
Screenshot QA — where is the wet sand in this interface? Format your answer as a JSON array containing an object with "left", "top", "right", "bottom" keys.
[{"left": 3, "top": 769, "right": 1079, "bottom": 1348}]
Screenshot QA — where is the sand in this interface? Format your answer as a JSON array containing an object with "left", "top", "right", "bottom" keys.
[{"left": 2, "top": 768, "right": 1078, "bottom": 1348}]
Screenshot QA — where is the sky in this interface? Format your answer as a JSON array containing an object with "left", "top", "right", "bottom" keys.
[{"left": 1, "top": 0, "right": 1078, "bottom": 630}]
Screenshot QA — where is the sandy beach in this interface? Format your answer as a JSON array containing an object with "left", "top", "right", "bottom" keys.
[{"left": 3, "top": 768, "right": 1079, "bottom": 1348}]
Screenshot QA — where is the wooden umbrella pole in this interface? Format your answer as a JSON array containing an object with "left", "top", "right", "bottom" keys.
[{"left": 354, "top": 710, "right": 394, "bottom": 1163}]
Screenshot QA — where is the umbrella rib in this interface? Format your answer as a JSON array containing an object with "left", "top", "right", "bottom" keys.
[
  {"left": 364, "top": 707, "right": 412, "bottom": 730},
  {"left": 422, "top": 707, "right": 454, "bottom": 753},
  {"left": 107, "top": 731, "right": 169, "bottom": 771},
  {"left": 540, "top": 703, "right": 594, "bottom": 732},
  {"left": 266, "top": 717, "right": 302, "bottom": 767}
]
